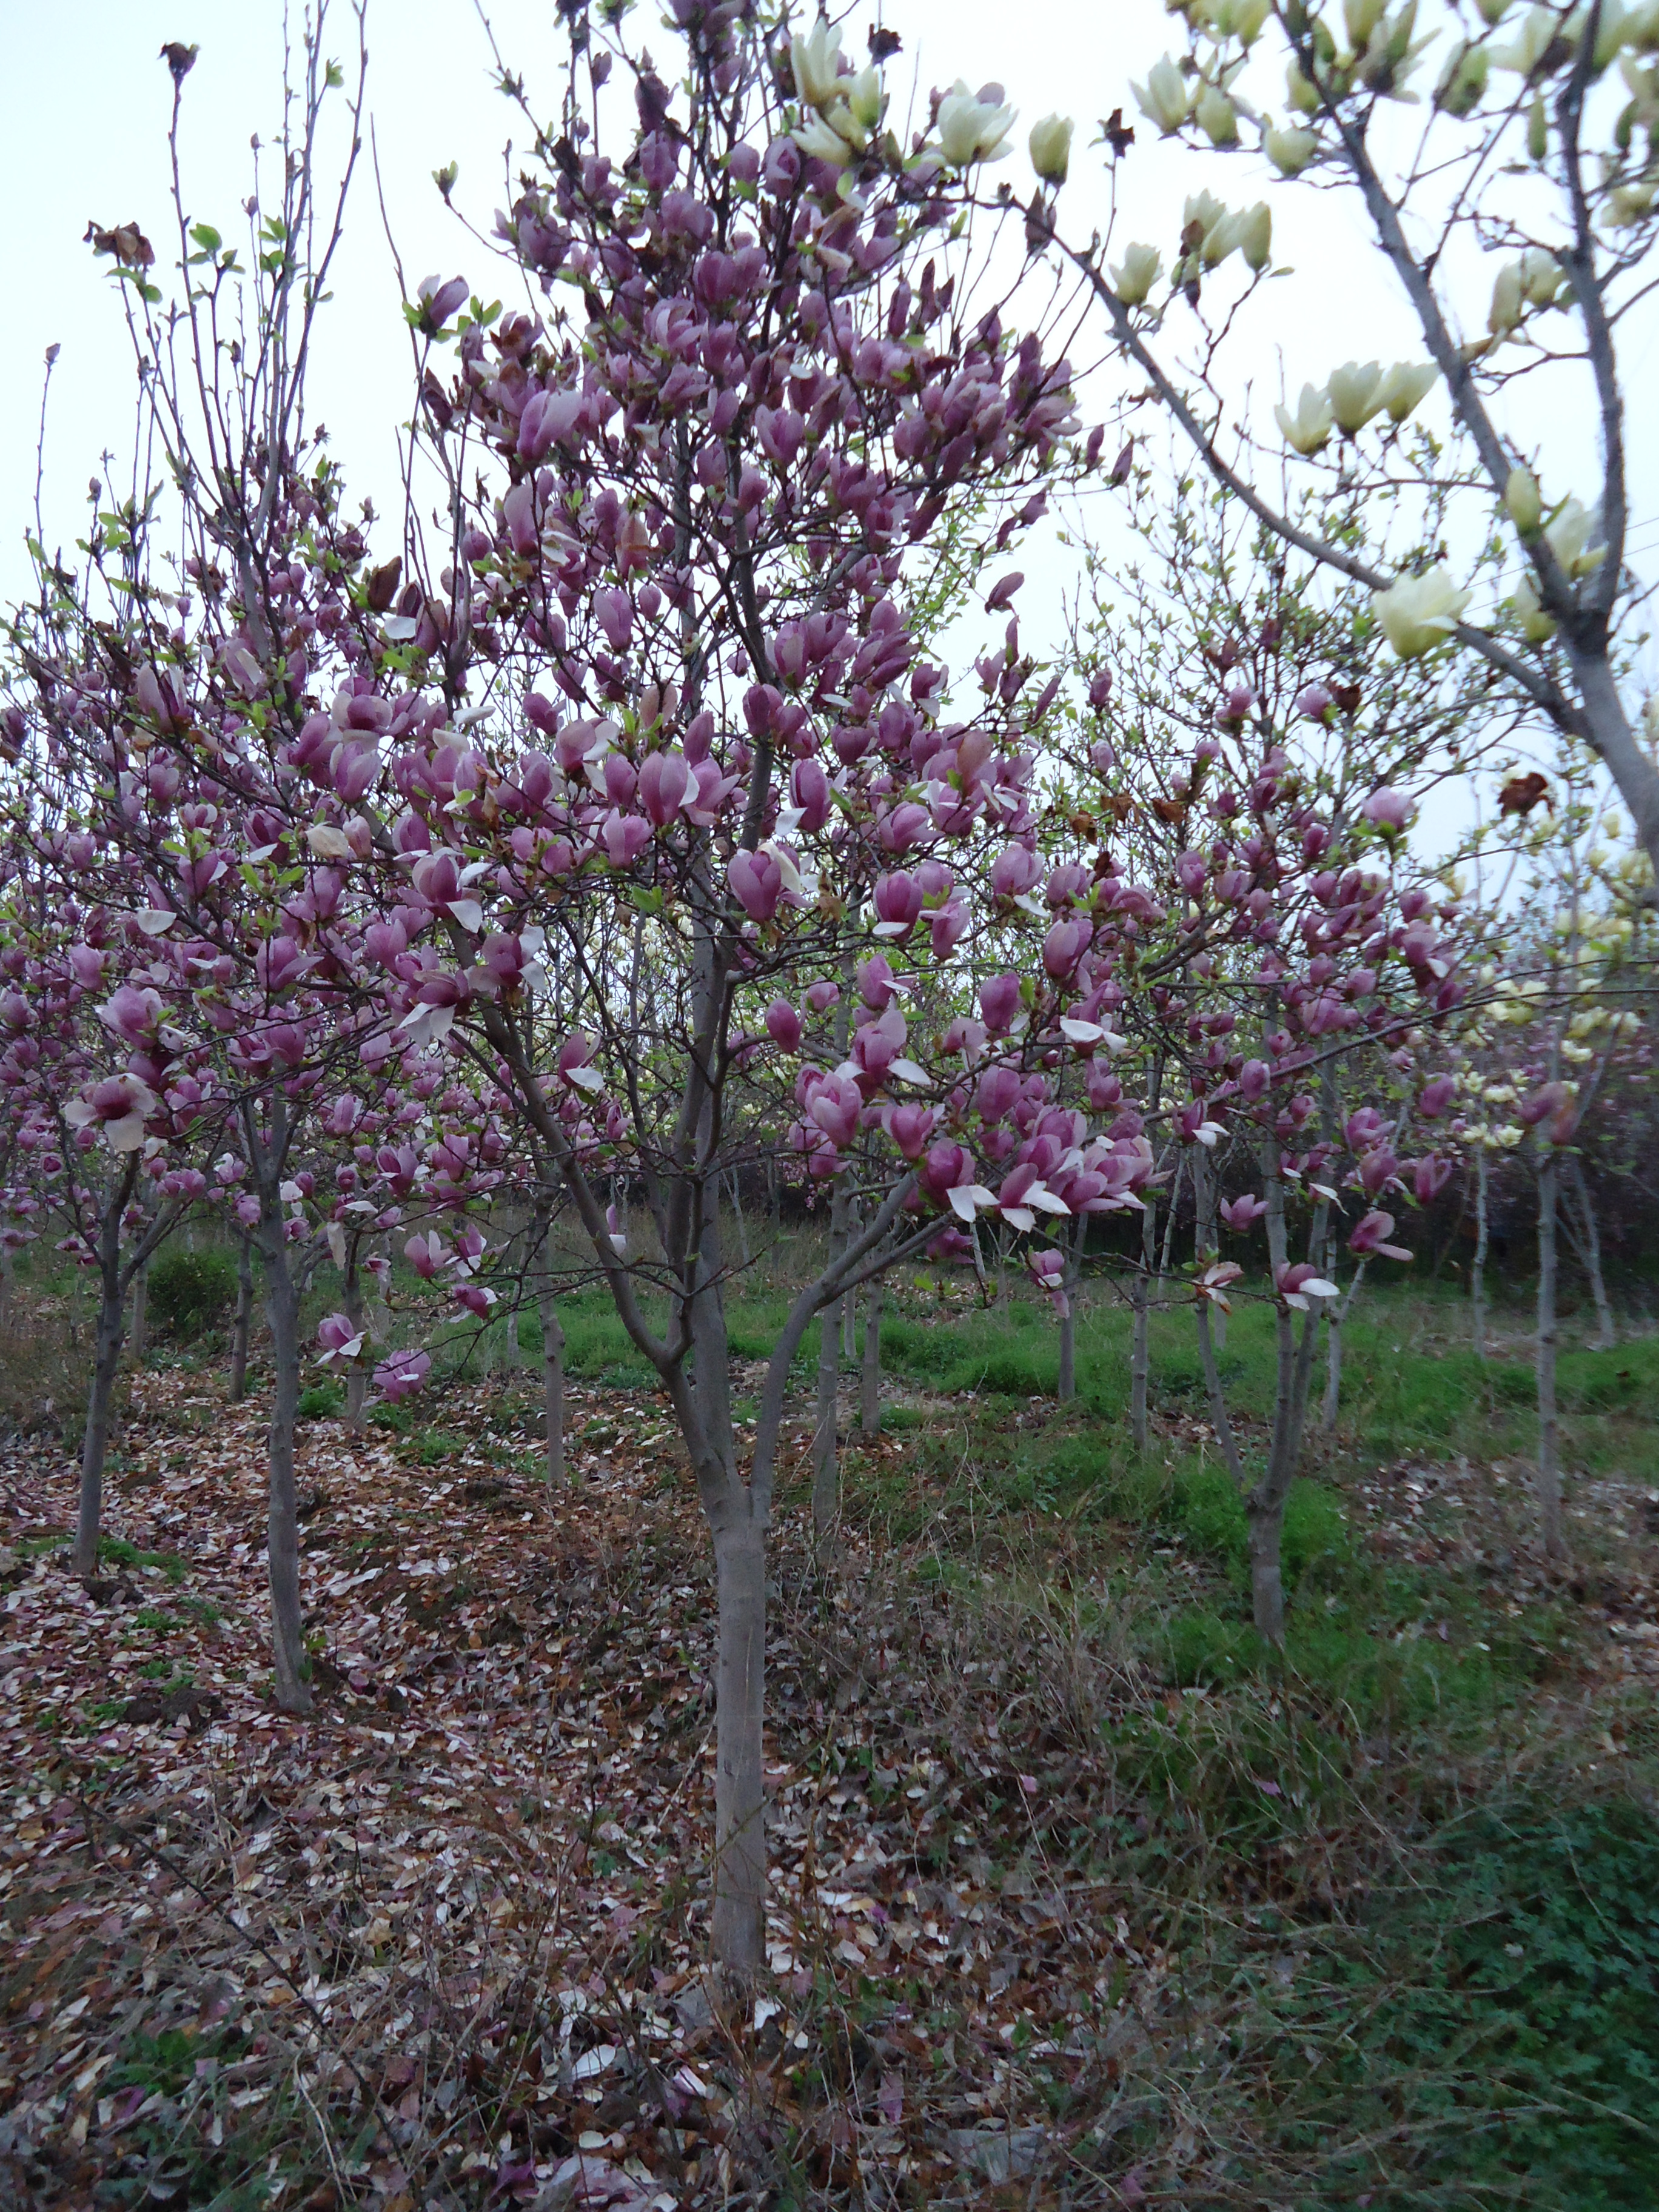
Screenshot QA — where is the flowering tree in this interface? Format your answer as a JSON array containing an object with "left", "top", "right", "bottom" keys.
[
  {"left": 301, "top": 1, "right": 1117, "bottom": 1971},
  {"left": 1439, "top": 742, "right": 1652, "bottom": 1552},
  {"left": 1021, "top": 0, "right": 1659, "bottom": 879},
  {"left": 0, "top": 846, "right": 218, "bottom": 1577}
]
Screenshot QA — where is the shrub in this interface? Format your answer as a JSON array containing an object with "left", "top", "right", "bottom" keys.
[{"left": 147, "top": 1247, "right": 236, "bottom": 1341}]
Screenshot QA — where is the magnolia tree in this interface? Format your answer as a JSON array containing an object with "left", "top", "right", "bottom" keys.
[
  {"left": 1056, "top": 471, "right": 1520, "bottom": 1442},
  {"left": 1436, "top": 742, "right": 1652, "bottom": 1552},
  {"left": 254, "top": 0, "right": 1128, "bottom": 1972},
  {"left": 0, "top": 844, "right": 218, "bottom": 1576},
  {"left": 1017, "top": 0, "right": 1659, "bottom": 880},
  {"left": 1033, "top": 540, "right": 1476, "bottom": 1636}
]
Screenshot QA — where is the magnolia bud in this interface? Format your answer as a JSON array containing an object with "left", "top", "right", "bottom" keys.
[
  {"left": 1235, "top": 201, "right": 1273, "bottom": 270},
  {"left": 1287, "top": 56, "right": 1321, "bottom": 112},
  {"left": 1029, "top": 112, "right": 1073, "bottom": 183},
  {"left": 1110, "top": 241, "right": 1163, "bottom": 305},
  {"left": 1527, "top": 91, "right": 1547, "bottom": 159},
  {"left": 1133, "top": 55, "right": 1193, "bottom": 133},
  {"left": 1197, "top": 84, "right": 1239, "bottom": 144},
  {"left": 1504, "top": 466, "right": 1543, "bottom": 535},
  {"left": 1265, "top": 121, "right": 1318, "bottom": 173}
]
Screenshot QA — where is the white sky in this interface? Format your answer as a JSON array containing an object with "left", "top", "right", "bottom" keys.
[{"left": 2, "top": 0, "right": 1652, "bottom": 822}]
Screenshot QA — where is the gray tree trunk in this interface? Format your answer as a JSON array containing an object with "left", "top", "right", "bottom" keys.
[
  {"left": 1535, "top": 1150, "right": 1567, "bottom": 1560},
  {"left": 260, "top": 1229, "right": 313, "bottom": 1713},
  {"left": 343, "top": 1258, "right": 368, "bottom": 1432},
  {"left": 812, "top": 1173, "right": 851, "bottom": 1541},
  {"left": 709, "top": 1507, "right": 767, "bottom": 1976},
  {"left": 72, "top": 1290, "right": 126, "bottom": 1577},
  {"left": 541, "top": 1293, "right": 566, "bottom": 1486},
  {"left": 1472, "top": 1150, "right": 1490, "bottom": 1359},
  {"left": 1567, "top": 1155, "right": 1615, "bottom": 1349},
  {"left": 1130, "top": 1193, "right": 1159, "bottom": 1453},
  {"left": 1321, "top": 1262, "right": 1367, "bottom": 1433},
  {"left": 1246, "top": 1303, "right": 1322, "bottom": 1644},
  {"left": 859, "top": 1276, "right": 882, "bottom": 1438},
  {"left": 129, "top": 1260, "right": 149, "bottom": 1364},
  {"left": 230, "top": 1235, "right": 253, "bottom": 1403}
]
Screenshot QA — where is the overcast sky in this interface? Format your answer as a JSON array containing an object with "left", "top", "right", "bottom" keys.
[{"left": 2, "top": 0, "right": 1652, "bottom": 800}]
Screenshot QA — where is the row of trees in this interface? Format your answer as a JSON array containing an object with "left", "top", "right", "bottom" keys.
[{"left": 1, "top": 0, "right": 1652, "bottom": 1975}]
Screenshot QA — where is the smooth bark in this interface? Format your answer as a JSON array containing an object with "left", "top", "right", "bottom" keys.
[
  {"left": 541, "top": 1295, "right": 566, "bottom": 1486},
  {"left": 129, "top": 1260, "right": 149, "bottom": 1364},
  {"left": 1567, "top": 1155, "right": 1615, "bottom": 1350},
  {"left": 230, "top": 1235, "right": 253, "bottom": 1403},
  {"left": 859, "top": 1277, "right": 882, "bottom": 1438},
  {"left": 1535, "top": 1151, "right": 1567, "bottom": 1560},
  {"left": 1321, "top": 1262, "right": 1367, "bottom": 1433},
  {"left": 72, "top": 1296, "right": 126, "bottom": 1578},
  {"left": 709, "top": 1510, "right": 767, "bottom": 1975},
  {"left": 258, "top": 1216, "right": 313, "bottom": 1714},
  {"left": 1472, "top": 1151, "right": 1491, "bottom": 1359}
]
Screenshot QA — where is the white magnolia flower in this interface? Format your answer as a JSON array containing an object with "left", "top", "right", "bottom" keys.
[
  {"left": 1545, "top": 495, "right": 1607, "bottom": 575},
  {"left": 791, "top": 16, "right": 843, "bottom": 109},
  {"left": 1133, "top": 55, "right": 1193, "bottom": 133},
  {"left": 1264, "top": 120, "right": 1319, "bottom": 173},
  {"left": 1110, "top": 242, "right": 1164, "bottom": 304},
  {"left": 306, "top": 822, "right": 355, "bottom": 862},
  {"left": 1490, "top": 3, "right": 1555, "bottom": 70},
  {"left": 1029, "top": 113, "right": 1073, "bottom": 183},
  {"left": 936, "top": 79, "right": 1016, "bottom": 166},
  {"left": 1327, "top": 360, "right": 1385, "bottom": 432},
  {"left": 1504, "top": 466, "right": 1543, "bottom": 534},
  {"left": 1510, "top": 572, "right": 1558, "bottom": 641},
  {"left": 1376, "top": 360, "right": 1438, "bottom": 420},
  {"left": 794, "top": 113, "right": 854, "bottom": 167},
  {"left": 1374, "top": 567, "right": 1472, "bottom": 656},
  {"left": 1275, "top": 382, "right": 1335, "bottom": 455},
  {"left": 1233, "top": 201, "right": 1273, "bottom": 270},
  {"left": 1197, "top": 83, "right": 1239, "bottom": 144}
]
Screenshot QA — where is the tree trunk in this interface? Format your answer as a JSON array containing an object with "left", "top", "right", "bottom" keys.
[
  {"left": 1246, "top": 1304, "right": 1322, "bottom": 1644},
  {"left": 709, "top": 1507, "right": 767, "bottom": 1979},
  {"left": 261, "top": 1232, "right": 313, "bottom": 1714},
  {"left": 541, "top": 1292, "right": 566, "bottom": 1486},
  {"left": 129, "top": 1259, "right": 149, "bottom": 1364},
  {"left": 1535, "top": 1150, "right": 1567, "bottom": 1560},
  {"left": 343, "top": 1259, "right": 368, "bottom": 1432},
  {"left": 1472, "top": 1149, "right": 1490, "bottom": 1359},
  {"left": 230, "top": 1236, "right": 253, "bottom": 1403},
  {"left": 1131, "top": 1188, "right": 1159, "bottom": 1454},
  {"left": 1321, "top": 1262, "right": 1366, "bottom": 1433},
  {"left": 812, "top": 1288, "right": 842, "bottom": 1540},
  {"left": 812, "top": 1173, "right": 851, "bottom": 1542},
  {"left": 1567, "top": 1155, "right": 1615, "bottom": 1349},
  {"left": 859, "top": 1276, "right": 882, "bottom": 1438},
  {"left": 72, "top": 1286, "right": 126, "bottom": 1577}
]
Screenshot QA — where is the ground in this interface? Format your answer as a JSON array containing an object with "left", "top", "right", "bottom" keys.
[{"left": 2, "top": 1273, "right": 1658, "bottom": 2210}]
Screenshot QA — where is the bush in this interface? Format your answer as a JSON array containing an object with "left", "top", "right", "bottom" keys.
[
  {"left": 298, "top": 1380, "right": 343, "bottom": 1420},
  {"left": 147, "top": 1248, "right": 236, "bottom": 1341}
]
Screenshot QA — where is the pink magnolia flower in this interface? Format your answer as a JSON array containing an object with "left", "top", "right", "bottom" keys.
[
  {"left": 728, "top": 848, "right": 782, "bottom": 922},
  {"left": 807, "top": 1073, "right": 862, "bottom": 1149},
  {"left": 981, "top": 973, "right": 1023, "bottom": 1033},
  {"left": 872, "top": 870, "right": 925, "bottom": 937},
  {"left": 765, "top": 1000, "right": 803, "bottom": 1051},
  {"left": 886, "top": 1103, "right": 936, "bottom": 1161},
  {"left": 405, "top": 1231, "right": 447, "bottom": 1279},
  {"left": 1413, "top": 1155, "right": 1454, "bottom": 1202},
  {"left": 63, "top": 1074, "right": 157, "bottom": 1153},
  {"left": 374, "top": 1348, "right": 431, "bottom": 1402},
  {"left": 1221, "top": 1193, "right": 1268, "bottom": 1232},
  {"left": 1275, "top": 1262, "right": 1339, "bottom": 1311},
  {"left": 637, "top": 749, "right": 691, "bottom": 825},
  {"left": 1349, "top": 1210, "right": 1413, "bottom": 1261},
  {"left": 1362, "top": 786, "right": 1415, "bottom": 835}
]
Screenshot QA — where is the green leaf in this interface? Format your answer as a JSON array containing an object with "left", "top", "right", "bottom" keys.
[{"left": 189, "top": 223, "right": 222, "bottom": 253}]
